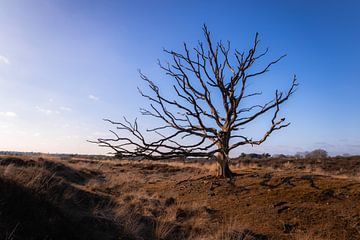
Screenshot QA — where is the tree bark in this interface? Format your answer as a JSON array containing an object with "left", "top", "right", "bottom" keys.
[
  {"left": 218, "top": 160, "right": 233, "bottom": 178},
  {"left": 216, "top": 151, "right": 233, "bottom": 178}
]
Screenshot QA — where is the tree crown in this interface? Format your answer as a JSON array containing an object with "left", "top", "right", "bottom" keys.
[{"left": 95, "top": 25, "right": 298, "bottom": 159}]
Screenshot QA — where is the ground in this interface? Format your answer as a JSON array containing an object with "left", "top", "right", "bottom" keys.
[{"left": 0, "top": 155, "right": 359, "bottom": 240}]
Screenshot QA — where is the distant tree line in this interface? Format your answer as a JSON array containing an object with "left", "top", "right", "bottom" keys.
[{"left": 294, "top": 149, "right": 328, "bottom": 159}]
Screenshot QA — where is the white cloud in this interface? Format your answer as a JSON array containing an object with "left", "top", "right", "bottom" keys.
[
  {"left": 60, "top": 106, "right": 72, "bottom": 111},
  {"left": 33, "top": 132, "right": 41, "bottom": 137},
  {"left": 0, "top": 112, "right": 17, "bottom": 117},
  {"left": 36, "top": 106, "right": 60, "bottom": 115},
  {"left": 0, "top": 55, "right": 10, "bottom": 65},
  {"left": 88, "top": 94, "right": 99, "bottom": 101}
]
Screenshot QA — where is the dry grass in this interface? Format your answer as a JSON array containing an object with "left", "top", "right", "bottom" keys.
[{"left": 0, "top": 155, "right": 360, "bottom": 239}]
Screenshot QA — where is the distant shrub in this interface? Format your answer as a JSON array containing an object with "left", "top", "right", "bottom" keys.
[
  {"left": 237, "top": 152, "right": 271, "bottom": 160},
  {"left": 305, "top": 149, "right": 328, "bottom": 159},
  {"left": 115, "top": 152, "right": 125, "bottom": 159},
  {"left": 272, "top": 154, "right": 288, "bottom": 159},
  {"left": 294, "top": 152, "right": 307, "bottom": 159}
]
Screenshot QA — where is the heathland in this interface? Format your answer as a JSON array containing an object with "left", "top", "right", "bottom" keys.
[{"left": 1, "top": 154, "right": 360, "bottom": 240}]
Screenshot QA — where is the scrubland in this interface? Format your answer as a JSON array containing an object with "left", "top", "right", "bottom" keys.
[{"left": 0, "top": 154, "right": 360, "bottom": 240}]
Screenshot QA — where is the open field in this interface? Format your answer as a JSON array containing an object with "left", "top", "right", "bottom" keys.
[{"left": 0, "top": 155, "right": 360, "bottom": 240}]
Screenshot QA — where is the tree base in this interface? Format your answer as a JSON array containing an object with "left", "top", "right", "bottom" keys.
[{"left": 217, "top": 162, "right": 234, "bottom": 179}]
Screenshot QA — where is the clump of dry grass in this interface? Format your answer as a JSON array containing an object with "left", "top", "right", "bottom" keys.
[
  {"left": 115, "top": 205, "right": 151, "bottom": 238},
  {"left": 154, "top": 214, "right": 177, "bottom": 240},
  {"left": 189, "top": 216, "right": 262, "bottom": 240}
]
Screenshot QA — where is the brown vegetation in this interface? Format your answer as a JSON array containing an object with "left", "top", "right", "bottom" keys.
[{"left": 0, "top": 154, "right": 360, "bottom": 239}]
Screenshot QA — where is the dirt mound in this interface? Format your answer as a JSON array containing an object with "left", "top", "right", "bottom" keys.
[
  {"left": 40, "top": 159, "right": 99, "bottom": 185},
  {"left": 0, "top": 157, "right": 36, "bottom": 167},
  {"left": 0, "top": 156, "right": 120, "bottom": 239},
  {"left": 0, "top": 177, "right": 119, "bottom": 240},
  {"left": 0, "top": 157, "right": 101, "bottom": 185}
]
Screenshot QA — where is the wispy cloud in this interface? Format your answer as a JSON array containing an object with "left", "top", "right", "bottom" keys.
[
  {"left": 60, "top": 106, "right": 72, "bottom": 112},
  {"left": 88, "top": 94, "right": 99, "bottom": 101},
  {"left": 0, "top": 55, "right": 10, "bottom": 65},
  {"left": 88, "top": 94, "right": 100, "bottom": 101},
  {"left": 35, "top": 106, "right": 60, "bottom": 115},
  {"left": 0, "top": 112, "right": 17, "bottom": 117}
]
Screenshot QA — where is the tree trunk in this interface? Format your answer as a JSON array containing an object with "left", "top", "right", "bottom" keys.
[
  {"left": 218, "top": 160, "right": 233, "bottom": 178},
  {"left": 216, "top": 152, "right": 233, "bottom": 178}
]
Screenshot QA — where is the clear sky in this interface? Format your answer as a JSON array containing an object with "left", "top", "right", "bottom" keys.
[{"left": 0, "top": 0, "right": 359, "bottom": 156}]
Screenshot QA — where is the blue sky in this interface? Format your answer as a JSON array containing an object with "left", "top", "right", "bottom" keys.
[{"left": 0, "top": 0, "right": 359, "bottom": 155}]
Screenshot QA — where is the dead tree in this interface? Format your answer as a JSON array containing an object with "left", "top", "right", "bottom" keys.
[{"left": 95, "top": 25, "right": 298, "bottom": 178}]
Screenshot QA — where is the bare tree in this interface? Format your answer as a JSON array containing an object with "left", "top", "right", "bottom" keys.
[{"left": 94, "top": 25, "right": 298, "bottom": 178}]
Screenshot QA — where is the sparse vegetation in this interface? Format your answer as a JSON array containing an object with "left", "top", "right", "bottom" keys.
[{"left": 1, "top": 154, "right": 360, "bottom": 239}]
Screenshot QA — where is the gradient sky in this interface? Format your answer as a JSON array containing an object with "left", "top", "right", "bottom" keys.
[{"left": 0, "top": 0, "right": 359, "bottom": 155}]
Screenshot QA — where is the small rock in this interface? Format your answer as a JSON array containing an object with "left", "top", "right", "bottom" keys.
[
  {"left": 274, "top": 201, "right": 287, "bottom": 208},
  {"left": 277, "top": 206, "right": 290, "bottom": 214}
]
